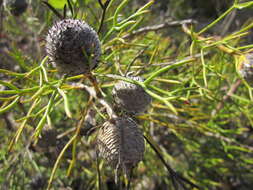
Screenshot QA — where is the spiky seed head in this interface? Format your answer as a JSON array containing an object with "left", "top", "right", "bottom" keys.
[
  {"left": 112, "top": 76, "right": 152, "bottom": 114},
  {"left": 46, "top": 19, "right": 101, "bottom": 76},
  {"left": 4, "top": 0, "right": 28, "bottom": 16},
  {"left": 239, "top": 53, "right": 253, "bottom": 85},
  {"left": 97, "top": 117, "right": 145, "bottom": 175}
]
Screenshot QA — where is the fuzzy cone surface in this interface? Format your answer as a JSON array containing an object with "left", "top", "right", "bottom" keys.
[
  {"left": 112, "top": 76, "right": 152, "bottom": 114},
  {"left": 97, "top": 117, "right": 145, "bottom": 175},
  {"left": 46, "top": 19, "right": 101, "bottom": 76}
]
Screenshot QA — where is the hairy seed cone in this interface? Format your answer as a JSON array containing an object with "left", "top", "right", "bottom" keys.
[
  {"left": 46, "top": 19, "right": 101, "bottom": 76},
  {"left": 97, "top": 117, "right": 145, "bottom": 175},
  {"left": 239, "top": 53, "right": 253, "bottom": 85},
  {"left": 112, "top": 76, "right": 151, "bottom": 114}
]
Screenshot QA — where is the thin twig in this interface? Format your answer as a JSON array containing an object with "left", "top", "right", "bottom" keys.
[
  {"left": 70, "top": 82, "right": 116, "bottom": 118},
  {"left": 151, "top": 53, "right": 208, "bottom": 66},
  {"left": 182, "top": 23, "right": 241, "bottom": 55},
  {"left": 87, "top": 74, "right": 103, "bottom": 98},
  {"left": 98, "top": 0, "right": 111, "bottom": 34},
  {"left": 67, "top": 96, "right": 94, "bottom": 176},
  {"left": 57, "top": 127, "right": 76, "bottom": 139},
  {"left": 125, "top": 47, "right": 148, "bottom": 75},
  {"left": 67, "top": 0, "right": 74, "bottom": 18},
  {"left": 220, "top": 10, "right": 237, "bottom": 36},
  {"left": 96, "top": 150, "right": 102, "bottom": 190},
  {"left": 47, "top": 135, "right": 76, "bottom": 190},
  {"left": 123, "top": 19, "right": 197, "bottom": 39},
  {"left": 212, "top": 79, "right": 242, "bottom": 115},
  {"left": 42, "top": 1, "right": 63, "bottom": 19},
  {"left": 140, "top": 114, "right": 253, "bottom": 153},
  {"left": 63, "top": 4, "right": 67, "bottom": 19},
  {"left": 97, "top": 0, "right": 104, "bottom": 8},
  {"left": 144, "top": 135, "right": 200, "bottom": 190}
]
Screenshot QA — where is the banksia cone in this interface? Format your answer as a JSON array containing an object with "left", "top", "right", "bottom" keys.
[
  {"left": 112, "top": 76, "right": 151, "bottom": 114},
  {"left": 46, "top": 19, "right": 101, "bottom": 76},
  {"left": 4, "top": 0, "right": 28, "bottom": 16},
  {"left": 238, "top": 53, "right": 253, "bottom": 85},
  {"left": 97, "top": 117, "right": 145, "bottom": 175}
]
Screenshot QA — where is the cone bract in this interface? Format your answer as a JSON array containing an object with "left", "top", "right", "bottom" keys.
[{"left": 46, "top": 19, "right": 101, "bottom": 76}]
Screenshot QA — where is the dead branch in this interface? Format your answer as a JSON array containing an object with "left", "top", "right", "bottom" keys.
[{"left": 123, "top": 19, "right": 197, "bottom": 39}]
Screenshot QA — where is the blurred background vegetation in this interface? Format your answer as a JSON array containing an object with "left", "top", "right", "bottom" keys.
[{"left": 1, "top": 0, "right": 253, "bottom": 189}]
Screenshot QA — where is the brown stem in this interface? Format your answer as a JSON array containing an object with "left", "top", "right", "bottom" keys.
[
  {"left": 87, "top": 74, "right": 103, "bottom": 98},
  {"left": 213, "top": 79, "right": 242, "bottom": 115},
  {"left": 70, "top": 82, "right": 116, "bottom": 119},
  {"left": 123, "top": 19, "right": 197, "bottom": 39}
]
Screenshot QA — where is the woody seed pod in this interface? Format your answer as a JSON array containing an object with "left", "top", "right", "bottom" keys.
[
  {"left": 46, "top": 19, "right": 101, "bottom": 76},
  {"left": 112, "top": 76, "right": 151, "bottom": 114},
  {"left": 97, "top": 117, "right": 145, "bottom": 175},
  {"left": 239, "top": 53, "right": 253, "bottom": 85}
]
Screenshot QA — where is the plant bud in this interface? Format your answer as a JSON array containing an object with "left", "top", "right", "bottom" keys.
[
  {"left": 46, "top": 19, "right": 101, "bottom": 76},
  {"left": 112, "top": 76, "right": 151, "bottom": 114},
  {"left": 97, "top": 117, "right": 145, "bottom": 175}
]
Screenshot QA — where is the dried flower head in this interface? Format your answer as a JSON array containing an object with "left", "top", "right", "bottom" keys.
[
  {"left": 4, "top": 0, "right": 28, "bottom": 16},
  {"left": 46, "top": 19, "right": 101, "bottom": 76},
  {"left": 97, "top": 117, "right": 145, "bottom": 175},
  {"left": 239, "top": 53, "right": 253, "bottom": 85},
  {"left": 112, "top": 76, "right": 151, "bottom": 114}
]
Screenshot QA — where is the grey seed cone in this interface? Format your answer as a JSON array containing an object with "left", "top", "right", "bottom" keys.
[
  {"left": 97, "top": 117, "right": 145, "bottom": 175},
  {"left": 239, "top": 53, "right": 253, "bottom": 85},
  {"left": 112, "top": 76, "right": 152, "bottom": 114},
  {"left": 4, "top": 0, "right": 28, "bottom": 16},
  {"left": 46, "top": 19, "right": 101, "bottom": 76}
]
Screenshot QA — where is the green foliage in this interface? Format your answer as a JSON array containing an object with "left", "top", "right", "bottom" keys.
[{"left": 48, "top": 0, "right": 68, "bottom": 9}]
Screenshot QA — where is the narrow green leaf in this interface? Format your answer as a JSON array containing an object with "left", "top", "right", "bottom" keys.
[
  {"left": 114, "top": 20, "right": 136, "bottom": 31},
  {"left": 144, "top": 58, "right": 195, "bottom": 85},
  {"left": 113, "top": 0, "right": 129, "bottom": 26},
  {"left": 137, "top": 0, "right": 154, "bottom": 13},
  {"left": 234, "top": 1, "right": 253, "bottom": 9},
  {"left": 9, "top": 98, "right": 41, "bottom": 151},
  {"left": 0, "top": 69, "right": 25, "bottom": 77},
  {"left": 0, "top": 81, "right": 20, "bottom": 91},
  {"left": 33, "top": 91, "right": 57, "bottom": 140},
  {"left": 57, "top": 88, "right": 72, "bottom": 118},
  {"left": 0, "top": 96, "right": 20, "bottom": 115},
  {"left": 23, "top": 85, "right": 48, "bottom": 103}
]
